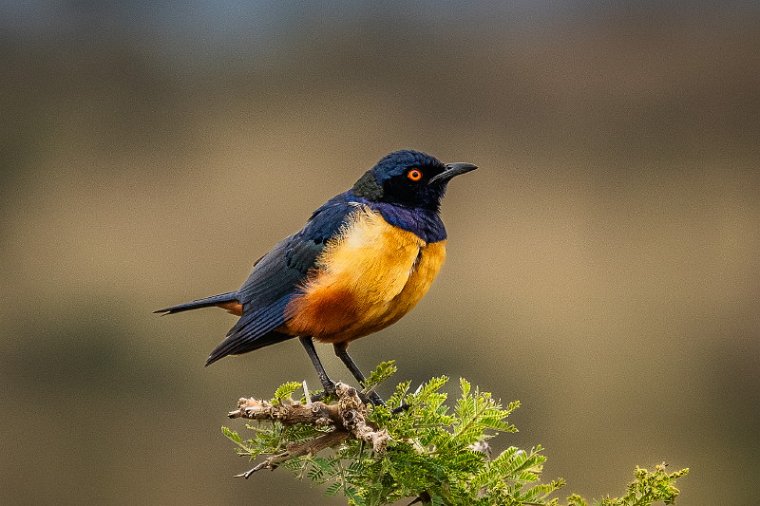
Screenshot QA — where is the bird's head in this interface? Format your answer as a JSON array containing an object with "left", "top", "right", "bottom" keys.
[{"left": 352, "top": 150, "right": 477, "bottom": 211}]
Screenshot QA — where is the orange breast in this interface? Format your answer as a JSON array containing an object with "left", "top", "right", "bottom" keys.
[{"left": 285, "top": 207, "right": 446, "bottom": 343}]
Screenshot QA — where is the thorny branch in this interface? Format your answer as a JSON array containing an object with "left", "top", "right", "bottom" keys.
[{"left": 228, "top": 382, "right": 390, "bottom": 479}]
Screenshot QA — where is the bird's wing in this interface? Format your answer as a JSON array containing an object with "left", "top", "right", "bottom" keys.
[
  {"left": 237, "top": 195, "right": 358, "bottom": 309},
  {"left": 205, "top": 195, "right": 358, "bottom": 364}
]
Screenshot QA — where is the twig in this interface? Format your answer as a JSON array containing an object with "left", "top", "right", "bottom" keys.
[
  {"left": 229, "top": 382, "right": 391, "bottom": 478},
  {"left": 235, "top": 431, "right": 350, "bottom": 478}
]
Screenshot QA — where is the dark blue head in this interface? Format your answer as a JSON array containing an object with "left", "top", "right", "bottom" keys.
[{"left": 352, "top": 150, "right": 477, "bottom": 211}]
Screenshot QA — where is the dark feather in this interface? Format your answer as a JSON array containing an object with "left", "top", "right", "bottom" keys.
[
  {"left": 235, "top": 193, "right": 357, "bottom": 310},
  {"left": 154, "top": 291, "right": 238, "bottom": 315},
  {"left": 205, "top": 295, "right": 292, "bottom": 366},
  {"left": 206, "top": 194, "right": 359, "bottom": 364}
]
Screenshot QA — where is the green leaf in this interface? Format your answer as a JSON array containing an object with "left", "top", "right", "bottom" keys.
[
  {"left": 273, "top": 381, "right": 302, "bottom": 405},
  {"left": 221, "top": 426, "right": 241, "bottom": 445},
  {"left": 362, "top": 360, "right": 398, "bottom": 390}
]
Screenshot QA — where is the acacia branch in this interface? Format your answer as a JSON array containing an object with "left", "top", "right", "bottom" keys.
[{"left": 228, "top": 382, "right": 390, "bottom": 478}]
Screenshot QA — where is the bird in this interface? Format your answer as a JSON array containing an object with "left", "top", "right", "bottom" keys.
[{"left": 156, "top": 150, "right": 476, "bottom": 405}]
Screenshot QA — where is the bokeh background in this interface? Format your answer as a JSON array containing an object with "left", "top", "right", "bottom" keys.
[{"left": 3, "top": 2, "right": 759, "bottom": 505}]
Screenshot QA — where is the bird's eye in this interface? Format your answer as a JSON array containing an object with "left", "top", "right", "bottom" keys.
[{"left": 407, "top": 168, "right": 423, "bottom": 182}]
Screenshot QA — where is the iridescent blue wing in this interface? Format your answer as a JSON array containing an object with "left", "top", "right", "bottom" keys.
[{"left": 205, "top": 194, "right": 359, "bottom": 365}]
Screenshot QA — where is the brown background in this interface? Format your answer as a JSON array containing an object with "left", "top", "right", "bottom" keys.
[{"left": 3, "top": 2, "right": 759, "bottom": 505}]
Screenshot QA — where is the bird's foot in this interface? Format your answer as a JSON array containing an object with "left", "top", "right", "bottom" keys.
[
  {"left": 391, "top": 402, "right": 411, "bottom": 415},
  {"left": 362, "top": 389, "right": 385, "bottom": 407},
  {"left": 310, "top": 383, "right": 385, "bottom": 407},
  {"left": 309, "top": 380, "right": 338, "bottom": 402},
  {"left": 308, "top": 382, "right": 389, "bottom": 409},
  {"left": 361, "top": 390, "right": 410, "bottom": 413}
]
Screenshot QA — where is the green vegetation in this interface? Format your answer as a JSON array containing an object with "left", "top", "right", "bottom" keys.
[{"left": 223, "top": 362, "right": 687, "bottom": 505}]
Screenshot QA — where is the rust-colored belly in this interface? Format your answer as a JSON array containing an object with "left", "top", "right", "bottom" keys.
[{"left": 285, "top": 208, "right": 446, "bottom": 343}]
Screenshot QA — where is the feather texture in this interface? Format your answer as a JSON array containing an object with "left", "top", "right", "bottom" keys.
[
  {"left": 156, "top": 149, "right": 475, "bottom": 368},
  {"left": 285, "top": 207, "right": 446, "bottom": 343}
]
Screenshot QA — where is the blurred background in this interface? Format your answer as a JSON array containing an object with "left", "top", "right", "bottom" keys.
[{"left": 3, "top": 1, "right": 759, "bottom": 504}]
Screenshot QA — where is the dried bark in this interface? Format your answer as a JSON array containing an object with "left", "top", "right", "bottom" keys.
[{"left": 228, "top": 382, "right": 390, "bottom": 478}]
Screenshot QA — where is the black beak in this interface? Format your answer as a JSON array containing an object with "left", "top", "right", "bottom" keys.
[{"left": 429, "top": 162, "right": 478, "bottom": 184}]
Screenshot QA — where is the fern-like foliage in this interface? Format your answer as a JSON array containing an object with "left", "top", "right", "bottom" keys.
[{"left": 223, "top": 361, "right": 688, "bottom": 506}]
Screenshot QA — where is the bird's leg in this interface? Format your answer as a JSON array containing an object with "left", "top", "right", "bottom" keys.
[
  {"left": 299, "top": 336, "right": 336, "bottom": 400},
  {"left": 333, "top": 343, "right": 385, "bottom": 406}
]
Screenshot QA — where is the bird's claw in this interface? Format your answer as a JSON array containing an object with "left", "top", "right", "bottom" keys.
[
  {"left": 391, "top": 402, "right": 411, "bottom": 414},
  {"left": 310, "top": 383, "right": 386, "bottom": 408},
  {"left": 310, "top": 380, "right": 338, "bottom": 402},
  {"left": 361, "top": 389, "right": 385, "bottom": 407}
]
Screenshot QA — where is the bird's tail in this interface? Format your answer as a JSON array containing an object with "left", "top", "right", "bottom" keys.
[{"left": 154, "top": 292, "right": 238, "bottom": 315}]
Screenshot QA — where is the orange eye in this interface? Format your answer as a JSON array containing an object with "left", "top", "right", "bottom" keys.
[{"left": 407, "top": 168, "right": 423, "bottom": 182}]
